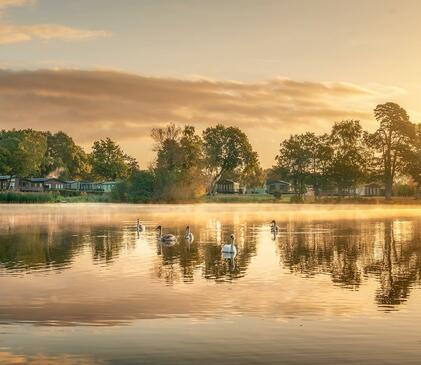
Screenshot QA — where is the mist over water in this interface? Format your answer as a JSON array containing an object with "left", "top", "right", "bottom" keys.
[{"left": 1, "top": 203, "right": 421, "bottom": 364}]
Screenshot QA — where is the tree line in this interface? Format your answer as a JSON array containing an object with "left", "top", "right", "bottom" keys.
[
  {"left": 0, "top": 124, "right": 263, "bottom": 201},
  {"left": 272, "top": 102, "right": 421, "bottom": 200},
  {"left": 0, "top": 130, "right": 138, "bottom": 186},
  {"left": 1, "top": 102, "right": 420, "bottom": 201}
]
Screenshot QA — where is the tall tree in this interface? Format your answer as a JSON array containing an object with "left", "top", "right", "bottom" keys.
[
  {"left": 41, "top": 131, "right": 91, "bottom": 179},
  {"left": 328, "top": 120, "right": 367, "bottom": 195},
  {"left": 276, "top": 133, "right": 312, "bottom": 197},
  {"left": 152, "top": 124, "right": 205, "bottom": 200},
  {"left": 0, "top": 129, "right": 47, "bottom": 186},
  {"left": 405, "top": 124, "right": 421, "bottom": 198},
  {"left": 202, "top": 124, "right": 262, "bottom": 193},
  {"left": 365, "top": 103, "right": 415, "bottom": 200},
  {"left": 90, "top": 138, "right": 138, "bottom": 180}
]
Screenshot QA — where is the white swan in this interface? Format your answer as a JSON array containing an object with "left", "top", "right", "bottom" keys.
[
  {"left": 136, "top": 219, "right": 145, "bottom": 232},
  {"left": 222, "top": 234, "right": 237, "bottom": 254},
  {"left": 184, "top": 225, "right": 194, "bottom": 242},
  {"left": 156, "top": 225, "right": 177, "bottom": 244},
  {"left": 270, "top": 220, "right": 280, "bottom": 234}
]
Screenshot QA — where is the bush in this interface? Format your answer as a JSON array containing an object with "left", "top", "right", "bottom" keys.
[
  {"left": 290, "top": 195, "right": 304, "bottom": 203},
  {"left": 0, "top": 192, "right": 58, "bottom": 203},
  {"left": 112, "top": 170, "right": 155, "bottom": 203}
]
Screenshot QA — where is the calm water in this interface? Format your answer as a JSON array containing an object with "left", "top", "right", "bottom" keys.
[{"left": 1, "top": 204, "right": 421, "bottom": 365}]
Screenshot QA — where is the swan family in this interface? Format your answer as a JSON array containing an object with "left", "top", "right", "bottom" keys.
[{"left": 136, "top": 219, "right": 280, "bottom": 254}]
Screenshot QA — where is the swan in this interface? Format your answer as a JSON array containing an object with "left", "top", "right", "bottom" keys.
[
  {"left": 156, "top": 225, "right": 177, "bottom": 244},
  {"left": 136, "top": 219, "right": 145, "bottom": 232},
  {"left": 222, "top": 234, "right": 237, "bottom": 254},
  {"left": 270, "top": 220, "right": 280, "bottom": 234},
  {"left": 184, "top": 225, "right": 194, "bottom": 242}
]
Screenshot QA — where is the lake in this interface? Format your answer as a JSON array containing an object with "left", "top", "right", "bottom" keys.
[{"left": 1, "top": 203, "right": 421, "bottom": 365}]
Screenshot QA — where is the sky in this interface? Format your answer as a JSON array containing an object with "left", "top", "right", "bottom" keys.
[{"left": 0, "top": 0, "right": 420, "bottom": 167}]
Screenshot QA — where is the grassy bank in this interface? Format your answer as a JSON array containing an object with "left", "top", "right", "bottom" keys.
[
  {"left": 203, "top": 194, "right": 288, "bottom": 203},
  {"left": 1, "top": 191, "right": 420, "bottom": 205},
  {"left": 0, "top": 192, "right": 111, "bottom": 204}
]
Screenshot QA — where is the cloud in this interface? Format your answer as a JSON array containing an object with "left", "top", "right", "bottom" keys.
[
  {"left": 0, "top": 0, "right": 31, "bottom": 10},
  {"left": 0, "top": 69, "right": 406, "bottom": 166},
  {"left": 0, "top": 0, "right": 110, "bottom": 44},
  {"left": 0, "top": 24, "right": 110, "bottom": 44}
]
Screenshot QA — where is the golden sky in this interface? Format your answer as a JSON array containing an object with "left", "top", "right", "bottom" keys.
[{"left": 1, "top": 0, "right": 420, "bottom": 167}]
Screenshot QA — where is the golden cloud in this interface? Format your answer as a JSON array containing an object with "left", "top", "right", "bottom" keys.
[
  {"left": 0, "top": 24, "right": 110, "bottom": 44},
  {"left": 0, "top": 0, "right": 110, "bottom": 44},
  {"left": 0, "top": 69, "right": 404, "bottom": 165}
]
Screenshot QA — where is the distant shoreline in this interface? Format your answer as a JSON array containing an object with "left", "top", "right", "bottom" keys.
[{"left": 0, "top": 191, "right": 420, "bottom": 205}]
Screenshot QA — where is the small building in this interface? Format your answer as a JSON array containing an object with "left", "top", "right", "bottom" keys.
[
  {"left": 356, "top": 183, "right": 384, "bottom": 196},
  {"left": 19, "top": 178, "right": 45, "bottom": 192},
  {"left": 216, "top": 179, "right": 240, "bottom": 194},
  {"left": 0, "top": 176, "right": 20, "bottom": 191},
  {"left": 64, "top": 180, "right": 81, "bottom": 190},
  {"left": 266, "top": 180, "right": 293, "bottom": 195},
  {"left": 99, "top": 181, "right": 118, "bottom": 193},
  {"left": 79, "top": 181, "right": 99, "bottom": 191},
  {"left": 19, "top": 178, "right": 65, "bottom": 192}
]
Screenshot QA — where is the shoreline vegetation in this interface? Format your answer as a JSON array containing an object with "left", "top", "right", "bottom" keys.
[
  {"left": 0, "top": 102, "right": 420, "bottom": 204},
  {"left": 1, "top": 191, "right": 421, "bottom": 205}
]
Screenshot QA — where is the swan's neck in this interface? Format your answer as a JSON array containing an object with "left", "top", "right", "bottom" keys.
[{"left": 158, "top": 227, "right": 162, "bottom": 237}]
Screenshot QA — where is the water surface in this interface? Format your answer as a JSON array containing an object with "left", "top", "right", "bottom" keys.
[{"left": 1, "top": 203, "right": 421, "bottom": 364}]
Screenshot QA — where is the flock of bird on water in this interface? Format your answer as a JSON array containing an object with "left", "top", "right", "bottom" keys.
[{"left": 136, "top": 219, "right": 281, "bottom": 257}]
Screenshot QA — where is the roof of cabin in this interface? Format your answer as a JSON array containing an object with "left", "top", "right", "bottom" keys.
[{"left": 266, "top": 179, "right": 291, "bottom": 185}]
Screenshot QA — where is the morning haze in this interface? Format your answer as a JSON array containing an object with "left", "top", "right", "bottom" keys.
[
  {"left": 1, "top": 0, "right": 421, "bottom": 166},
  {"left": 2, "top": 2, "right": 421, "bottom": 365}
]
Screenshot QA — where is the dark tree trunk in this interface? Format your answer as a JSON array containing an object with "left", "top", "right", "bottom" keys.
[{"left": 385, "top": 174, "right": 393, "bottom": 200}]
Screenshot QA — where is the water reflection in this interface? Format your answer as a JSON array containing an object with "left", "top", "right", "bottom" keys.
[{"left": 1, "top": 205, "right": 421, "bottom": 325}]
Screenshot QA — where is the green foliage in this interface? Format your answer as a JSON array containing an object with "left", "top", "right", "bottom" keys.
[
  {"left": 41, "top": 131, "right": 91, "bottom": 180},
  {"left": 0, "top": 129, "right": 47, "bottom": 179},
  {"left": 0, "top": 192, "right": 58, "bottom": 203},
  {"left": 275, "top": 132, "right": 332, "bottom": 198},
  {"left": 90, "top": 137, "right": 138, "bottom": 181},
  {"left": 112, "top": 170, "right": 155, "bottom": 202},
  {"left": 394, "top": 184, "right": 415, "bottom": 197},
  {"left": 329, "top": 120, "right": 367, "bottom": 194},
  {"left": 152, "top": 124, "right": 207, "bottom": 201},
  {"left": 365, "top": 102, "right": 416, "bottom": 199},
  {"left": 203, "top": 124, "right": 263, "bottom": 193}
]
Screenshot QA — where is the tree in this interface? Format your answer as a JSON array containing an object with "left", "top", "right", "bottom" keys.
[
  {"left": 41, "top": 131, "right": 91, "bottom": 179},
  {"left": 152, "top": 124, "right": 206, "bottom": 201},
  {"left": 405, "top": 124, "right": 421, "bottom": 198},
  {"left": 365, "top": 103, "right": 415, "bottom": 200},
  {"left": 0, "top": 129, "right": 47, "bottom": 186},
  {"left": 202, "top": 124, "right": 262, "bottom": 193},
  {"left": 328, "top": 120, "right": 367, "bottom": 195},
  {"left": 275, "top": 133, "right": 313, "bottom": 197},
  {"left": 90, "top": 138, "right": 138, "bottom": 180},
  {"left": 112, "top": 170, "right": 155, "bottom": 202}
]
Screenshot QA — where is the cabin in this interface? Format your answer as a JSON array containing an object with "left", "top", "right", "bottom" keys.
[
  {"left": 20, "top": 178, "right": 65, "bottom": 192},
  {"left": 216, "top": 179, "right": 240, "bottom": 194},
  {"left": 0, "top": 176, "right": 20, "bottom": 191},
  {"left": 100, "top": 181, "right": 117, "bottom": 193},
  {"left": 64, "top": 180, "right": 81, "bottom": 190},
  {"left": 79, "top": 181, "right": 100, "bottom": 191},
  {"left": 266, "top": 180, "right": 293, "bottom": 195},
  {"left": 356, "top": 183, "right": 384, "bottom": 196}
]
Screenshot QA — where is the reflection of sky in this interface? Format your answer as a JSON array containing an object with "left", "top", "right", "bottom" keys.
[{"left": 1, "top": 204, "right": 421, "bottom": 364}]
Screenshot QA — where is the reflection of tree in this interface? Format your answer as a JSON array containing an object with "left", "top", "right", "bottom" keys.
[
  {"left": 278, "top": 219, "right": 421, "bottom": 310},
  {"left": 0, "top": 229, "right": 82, "bottom": 272},
  {"left": 0, "top": 225, "right": 135, "bottom": 273},
  {"left": 372, "top": 220, "right": 420, "bottom": 307},
  {"left": 90, "top": 226, "right": 133, "bottom": 263}
]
